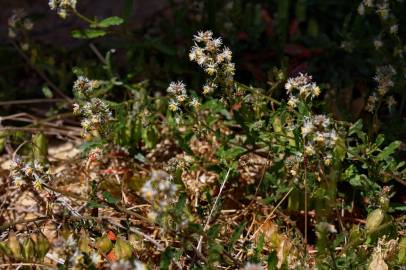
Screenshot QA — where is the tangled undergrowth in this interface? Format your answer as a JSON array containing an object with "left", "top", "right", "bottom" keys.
[{"left": 1, "top": 1, "right": 406, "bottom": 269}]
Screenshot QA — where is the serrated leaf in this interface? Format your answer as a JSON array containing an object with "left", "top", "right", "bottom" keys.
[
  {"left": 97, "top": 16, "right": 124, "bottom": 28},
  {"left": 377, "top": 141, "right": 401, "bottom": 161},
  {"left": 72, "top": 29, "right": 107, "bottom": 39}
]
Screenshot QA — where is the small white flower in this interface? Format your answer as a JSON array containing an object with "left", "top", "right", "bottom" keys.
[
  {"left": 358, "top": 3, "right": 365, "bottom": 15},
  {"left": 168, "top": 99, "right": 180, "bottom": 112},
  {"left": 386, "top": 96, "right": 397, "bottom": 109},
  {"left": 390, "top": 24, "right": 398, "bottom": 35},
  {"left": 205, "top": 62, "right": 217, "bottom": 75},
  {"left": 48, "top": 0, "right": 58, "bottom": 10},
  {"left": 374, "top": 39, "right": 383, "bottom": 50},
  {"left": 305, "top": 145, "right": 316, "bottom": 156},
  {"left": 91, "top": 252, "right": 101, "bottom": 266},
  {"left": 287, "top": 96, "right": 299, "bottom": 108},
  {"left": 167, "top": 81, "right": 186, "bottom": 95},
  {"left": 189, "top": 97, "right": 201, "bottom": 109},
  {"left": 23, "top": 19, "right": 34, "bottom": 30},
  {"left": 301, "top": 119, "right": 314, "bottom": 137},
  {"left": 363, "top": 0, "right": 374, "bottom": 8}
]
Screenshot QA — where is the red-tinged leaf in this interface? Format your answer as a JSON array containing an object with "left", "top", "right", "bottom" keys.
[
  {"left": 107, "top": 230, "right": 117, "bottom": 241},
  {"left": 107, "top": 250, "right": 118, "bottom": 262},
  {"left": 232, "top": 102, "right": 242, "bottom": 111}
]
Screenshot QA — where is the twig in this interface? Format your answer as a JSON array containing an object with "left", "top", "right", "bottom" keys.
[
  {"left": 108, "top": 220, "right": 164, "bottom": 251},
  {"left": 0, "top": 99, "right": 65, "bottom": 106},
  {"left": 250, "top": 186, "right": 294, "bottom": 240},
  {"left": 196, "top": 168, "right": 231, "bottom": 251},
  {"left": 0, "top": 262, "right": 56, "bottom": 269},
  {"left": 0, "top": 216, "right": 49, "bottom": 232}
]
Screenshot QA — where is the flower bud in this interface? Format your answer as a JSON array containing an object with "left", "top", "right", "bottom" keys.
[{"left": 366, "top": 209, "right": 385, "bottom": 233}]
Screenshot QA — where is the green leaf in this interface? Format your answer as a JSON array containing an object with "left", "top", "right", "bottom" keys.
[
  {"left": 103, "top": 191, "right": 119, "bottom": 205},
  {"left": 42, "top": 86, "right": 53, "bottom": 98},
  {"left": 217, "top": 146, "right": 246, "bottom": 161},
  {"left": 97, "top": 16, "right": 124, "bottom": 28},
  {"left": 334, "top": 136, "right": 346, "bottom": 161},
  {"left": 349, "top": 119, "right": 363, "bottom": 136},
  {"left": 86, "top": 201, "right": 105, "bottom": 209},
  {"left": 398, "top": 237, "right": 406, "bottom": 264},
  {"left": 377, "top": 141, "right": 401, "bottom": 161},
  {"left": 174, "top": 192, "right": 187, "bottom": 217},
  {"left": 72, "top": 29, "right": 107, "bottom": 39},
  {"left": 228, "top": 221, "right": 247, "bottom": 250}
]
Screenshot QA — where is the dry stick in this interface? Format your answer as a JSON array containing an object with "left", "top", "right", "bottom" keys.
[
  {"left": 89, "top": 43, "right": 107, "bottom": 65},
  {"left": 108, "top": 220, "right": 164, "bottom": 251},
  {"left": 250, "top": 187, "right": 294, "bottom": 240},
  {"left": 0, "top": 216, "right": 50, "bottom": 232},
  {"left": 108, "top": 220, "right": 183, "bottom": 269},
  {"left": 0, "top": 262, "right": 56, "bottom": 269},
  {"left": 196, "top": 168, "right": 232, "bottom": 252},
  {"left": 0, "top": 99, "right": 65, "bottom": 106}
]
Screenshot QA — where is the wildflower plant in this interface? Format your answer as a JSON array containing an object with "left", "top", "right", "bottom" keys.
[{"left": 1, "top": 3, "right": 406, "bottom": 270}]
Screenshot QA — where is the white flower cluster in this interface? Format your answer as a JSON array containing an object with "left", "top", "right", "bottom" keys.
[
  {"left": 9, "top": 156, "right": 50, "bottom": 190},
  {"left": 358, "top": 0, "right": 391, "bottom": 20},
  {"left": 166, "top": 81, "right": 201, "bottom": 112},
  {"left": 49, "top": 0, "right": 77, "bottom": 19},
  {"left": 73, "top": 76, "right": 102, "bottom": 98},
  {"left": 8, "top": 9, "right": 33, "bottom": 39},
  {"left": 365, "top": 65, "right": 397, "bottom": 112},
  {"left": 140, "top": 170, "right": 178, "bottom": 221},
  {"left": 73, "top": 98, "right": 113, "bottom": 136},
  {"left": 301, "top": 115, "right": 338, "bottom": 165},
  {"left": 72, "top": 76, "right": 112, "bottom": 137},
  {"left": 189, "top": 30, "right": 235, "bottom": 94},
  {"left": 374, "top": 65, "right": 396, "bottom": 96},
  {"left": 285, "top": 73, "right": 321, "bottom": 108}
]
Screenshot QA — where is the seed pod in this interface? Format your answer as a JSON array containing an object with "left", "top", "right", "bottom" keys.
[
  {"left": 95, "top": 235, "right": 113, "bottom": 253},
  {"left": 113, "top": 238, "right": 133, "bottom": 260},
  {"left": 366, "top": 209, "right": 385, "bottom": 233},
  {"left": 22, "top": 238, "right": 35, "bottom": 260},
  {"left": 8, "top": 231, "right": 22, "bottom": 259},
  {"left": 32, "top": 133, "right": 48, "bottom": 163},
  {"left": 35, "top": 233, "right": 50, "bottom": 260}
]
